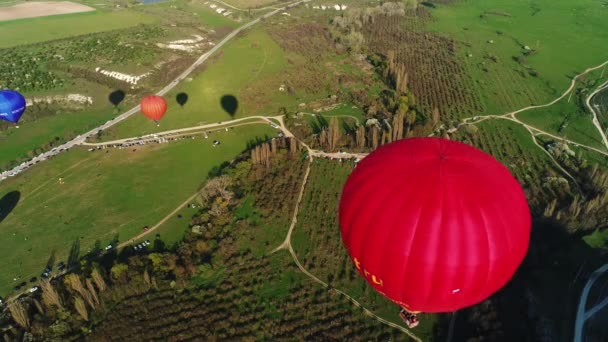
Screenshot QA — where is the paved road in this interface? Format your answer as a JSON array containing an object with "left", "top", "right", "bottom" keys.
[
  {"left": 573, "top": 263, "right": 608, "bottom": 342},
  {"left": 0, "top": 0, "right": 310, "bottom": 183}
]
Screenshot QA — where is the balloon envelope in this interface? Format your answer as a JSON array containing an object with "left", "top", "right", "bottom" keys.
[
  {"left": 140, "top": 95, "right": 167, "bottom": 121},
  {"left": 339, "top": 137, "right": 531, "bottom": 313},
  {"left": 0, "top": 90, "right": 26, "bottom": 123}
]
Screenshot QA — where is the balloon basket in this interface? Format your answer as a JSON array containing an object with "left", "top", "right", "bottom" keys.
[{"left": 399, "top": 309, "right": 419, "bottom": 329}]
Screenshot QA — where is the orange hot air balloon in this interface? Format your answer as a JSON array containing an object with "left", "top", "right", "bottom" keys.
[{"left": 140, "top": 96, "right": 167, "bottom": 122}]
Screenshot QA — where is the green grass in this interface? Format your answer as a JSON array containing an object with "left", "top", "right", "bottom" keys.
[
  {"left": 0, "top": 79, "right": 135, "bottom": 170},
  {"left": 429, "top": 0, "right": 608, "bottom": 115},
  {"left": 583, "top": 228, "right": 608, "bottom": 249},
  {"left": 220, "top": 0, "right": 277, "bottom": 9},
  {"left": 136, "top": 0, "right": 240, "bottom": 29},
  {"left": 314, "top": 103, "right": 366, "bottom": 122},
  {"left": 0, "top": 10, "right": 158, "bottom": 48},
  {"left": 517, "top": 97, "right": 607, "bottom": 150},
  {"left": 101, "top": 28, "right": 291, "bottom": 140},
  {"left": 0, "top": 124, "right": 274, "bottom": 296},
  {"left": 134, "top": 203, "right": 200, "bottom": 247}
]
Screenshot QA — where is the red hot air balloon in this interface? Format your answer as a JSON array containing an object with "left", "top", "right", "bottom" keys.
[
  {"left": 339, "top": 138, "right": 530, "bottom": 318},
  {"left": 140, "top": 95, "right": 167, "bottom": 122}
]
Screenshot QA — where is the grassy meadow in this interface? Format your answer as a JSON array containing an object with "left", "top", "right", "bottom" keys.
[
  {"left": 0, "top": 124, "right": 274, "bottom": 296},
  {"left": 429, "top": 0, "right": 608, "bottom": 115},
  {"left": 100, "top": 28, "right": 294, "bottom": 140},
  {"left": 0, "top": 10, "right": 158, "bottom": 48}
]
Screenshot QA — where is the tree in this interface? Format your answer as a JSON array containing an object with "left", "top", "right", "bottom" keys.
[
  {"left": 289, "top": 137, "right": 298, "bottom": 155},
  {"left": 74, "top": 297, "right": 88, "bottom": 321},
  {"left": 67, "top": 239, "right": 80, "bottom": 268},
  {"left": 65, "top": 274, "right": 95, "bottom": 308},
  {"left": 7, "top": 300, "right": 29, "bottom": 329},
  {"left": 356, "top": 126, "right": 366, "bottom": 149},
  {"left": 404, "top": 0, "right": 418, "bottom": 10},
  {"left": 371, "top": 126, "right": 379, "bottom": 149},
  {"left": 110, "top": 263, "right": 129, "bottom": 283},
  {"left": 319, "top": 128, "right": 328, "bottom": 149},
  {"left": 432, "top": 107, "right": 440, "bottom": 129},
  {"left": 91, "top": 268, "right": 107, "bottom": 292},
  {"left": 86, "top": 278, "right": 100, "bottom": 307},
  {"left": 41, "top": 279, "right": 62, "bottom": 309},
  {"left": 328, "top": 117, "right": 341, "bottom": 151}
]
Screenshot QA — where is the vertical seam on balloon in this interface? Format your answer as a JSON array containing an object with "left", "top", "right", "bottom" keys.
[
  {"left": 399, "top": 177, "right": 435, "bottom": 311},
  {"left": 476, "top": 202, "right": 495, "bottom": 303},
  {"left": 487, "top": 200, "right": 517, "bottom": 289},
  {"left": 352, "top": 165, "right": 417, "bottom": 270},
  {"left": 376, "top": 169, "right": 428, "bottom": 308},
  {"left": 424, "top": 154, "right": 445, "bottom": 310},
  {"left": 342, "top": 163, "right": 420, "bottom": 244}
]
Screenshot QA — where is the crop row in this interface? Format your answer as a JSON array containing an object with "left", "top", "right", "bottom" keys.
[{"left": 363, "top": 15, "right": 484, "bottom": 120}]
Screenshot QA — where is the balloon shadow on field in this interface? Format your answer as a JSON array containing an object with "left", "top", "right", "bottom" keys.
[
  {"left": 432, "top": 217, "right": 607, "bottom": 341},
  {"left": 0, "top": 191, "right": 20, "bottom": 224},
  {"left": 109, "top": 90, "right": 126, "bottom": 107},
  {"left": 220, "top": 94, "right": 238, "bottom": 118},
  {"left": 176, "top": 92, "right": 189, "bottom": 108}
]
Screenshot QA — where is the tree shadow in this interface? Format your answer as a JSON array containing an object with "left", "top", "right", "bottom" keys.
[
  {"left": 176, "top": 92, "right": 189, "bottom": 108},
  {"left": 0, "top": 191, "right": 20, "bottom": 223},
  {"left": 220, "top": 95, "right": 238, "bottom": 118},
  {"left": 309, "top": 114, "right": 329, "bottom": 134},
  {"left": 67, "top": 239, "right": 80, "bottom": 269},
  {"left": 154, "top": 234, "right": 166, "bottom": 252},
  {"left": 108, "top": 90, "right": 126, "bottom": 107},
  {"left": 45, "top": 249, "right": 56, "bottom": 271}
]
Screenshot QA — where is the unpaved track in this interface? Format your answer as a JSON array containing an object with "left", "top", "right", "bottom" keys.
[{"left": 117, "top": 192, "right": 199, "bottom": 248}]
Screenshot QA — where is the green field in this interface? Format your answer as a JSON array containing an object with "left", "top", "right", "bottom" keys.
[
  {"left": 101, "top": 28, "right": 293, "bottom": 140},
  {"left": 429, "top": 0, "right": 608, "bottom": 115},
  {"left": 517, "top": 99, "right": 606, "bottom": 150},
  {"left": 136, "top": 0, "right": 240, "bottom": 29},
  {"left": 0, "top": 92, "right": 123, "bottom": 171},
  {"left": 0, "top": 10, "right": 158, "bottom": 48},
  {"left": 221, "top": 0, "right": 277, "bottom": 9},
  {"left": 0, "top": 124, "right": 274, "bottom": 296}
]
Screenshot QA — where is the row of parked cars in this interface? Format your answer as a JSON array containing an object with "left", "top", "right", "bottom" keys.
[{"left": 133, "top": 240, "right": 151, "bottom": 251}]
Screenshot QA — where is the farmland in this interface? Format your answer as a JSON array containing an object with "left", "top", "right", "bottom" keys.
[
  {"left": 0, "top": 124, "right": 274, "bottom": 296},
  {"left": 0, "top": 1, "right": 95, "bottom": 22},
  {"left": 429, "top": 0, "right": 608, "bottom": 115},
  {"left": 291, "top": 157, "right": 438, "bottom": 341},
  {"left": 361, "top": 10, "right": 484, "bottom": 121},
  {"left": 0, "top": 10, "right": 157, "bottom": 48}
]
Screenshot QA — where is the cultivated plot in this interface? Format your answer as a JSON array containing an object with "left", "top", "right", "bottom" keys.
[{"left": 0, "top": 1, "right": 95, "bottom": 22}]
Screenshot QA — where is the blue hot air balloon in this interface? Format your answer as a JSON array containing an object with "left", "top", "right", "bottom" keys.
[{"left": 0, "top": 90, "right": 26, "bottom": 123}]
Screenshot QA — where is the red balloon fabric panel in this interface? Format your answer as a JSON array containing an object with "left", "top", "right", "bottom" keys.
[
  {"left": 140, "top": 96, "right": 167, "bottom": 121},
  {"left": 339, "top": 138, "right": 531, "bottom": 313}
]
